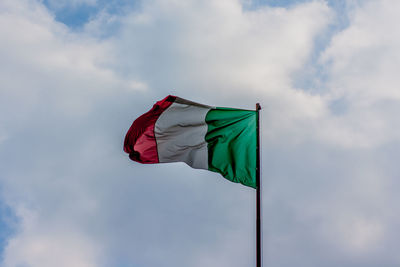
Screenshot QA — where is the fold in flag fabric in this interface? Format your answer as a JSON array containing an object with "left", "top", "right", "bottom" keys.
[{"left": 124, "top": 95, "right": 258, "bottom": 188}]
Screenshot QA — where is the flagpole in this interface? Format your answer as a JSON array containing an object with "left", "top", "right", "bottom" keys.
[{"left": 256, "top": 103, "right": 262, "bottom": 267}]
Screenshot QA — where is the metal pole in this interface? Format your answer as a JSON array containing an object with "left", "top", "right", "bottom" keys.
[{"left": 256, "top": 103, "right": 262, "bottom": 267}]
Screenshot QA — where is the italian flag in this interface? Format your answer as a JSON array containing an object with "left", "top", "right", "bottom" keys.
[{"left": 124, "top": 95, "right": 258, "bottom": 188}]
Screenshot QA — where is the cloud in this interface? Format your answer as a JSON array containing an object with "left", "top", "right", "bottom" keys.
[
  {"left": 44, "top": 0, "right": 97, "bottom": 10},
  {"left": 98, "top": 0, "right": 333, "bottom": 147},
  {"left": 0, "top": 0, "right": 144, "bottom": 266},
  {"left": 0, "top": 0, "right": 146, "bottom": 130},
  {"left": 2, "top": 206, "right": 100, "bottom": 267},
  {"left": 318, "top": 0, "right": 400, "bottom": 148}
]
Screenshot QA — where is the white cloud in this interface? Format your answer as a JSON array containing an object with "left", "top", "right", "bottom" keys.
[
  {"left": 0, "top": 1, "right": 144, "bottom": 266},
  {"left": 44, "top": 0, "right": 97, "bottom": 10},
  {"left": 0, "top": 0, "right": 146, "bottom": 133},
  {"left": 101, "top": 0, "right": 332, "bottom": 146},
  {"left": 318, "top": 0, "right": 400, "bottom": 148},
  {"left": 2, "top": 206, "right": 100, "bottom": 267}
]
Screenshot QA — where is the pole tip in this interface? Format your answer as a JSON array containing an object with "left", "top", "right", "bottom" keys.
[{"left": 256, "top": 103, "right": 261, "bottom": 110}]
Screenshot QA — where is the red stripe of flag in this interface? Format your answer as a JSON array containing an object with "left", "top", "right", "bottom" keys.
[{"left": 123, "top": 95, "right": 176, "bottom": 163}]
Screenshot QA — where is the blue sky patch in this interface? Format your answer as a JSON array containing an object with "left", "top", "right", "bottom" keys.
[
  {"left": 0, "top": 201, "right": 18, "bottom": 261},
  {"left": 43, "top": 0, "right": 141, "bottom": 29}
]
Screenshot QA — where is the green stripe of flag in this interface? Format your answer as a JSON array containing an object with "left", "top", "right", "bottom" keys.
[{"left": 205, "top": 108, "right": 257, "bottom": 188}]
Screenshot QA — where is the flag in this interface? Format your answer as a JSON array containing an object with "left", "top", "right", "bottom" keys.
[{"left": 123, "top": 95, "right": 258, "bottom": 188}]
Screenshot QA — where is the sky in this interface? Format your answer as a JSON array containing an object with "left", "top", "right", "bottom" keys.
[{"left": 1, "top": 0, "right": 400, "bottom": 266}]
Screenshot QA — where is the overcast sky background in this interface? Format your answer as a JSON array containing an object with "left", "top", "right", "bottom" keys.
[{"left": 1, "top": 0, "right": 400, "bottom": 266}]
